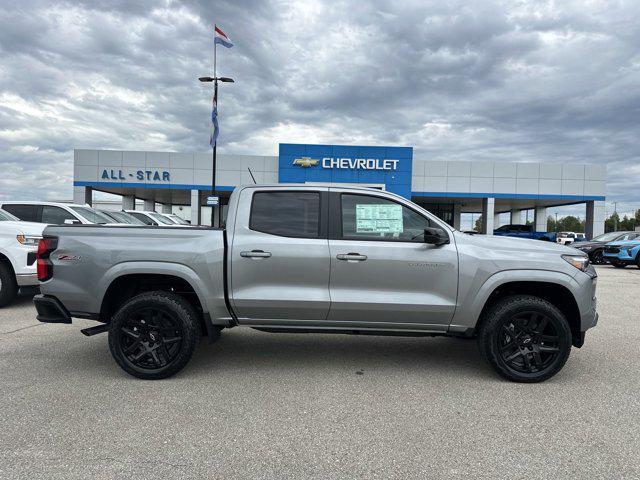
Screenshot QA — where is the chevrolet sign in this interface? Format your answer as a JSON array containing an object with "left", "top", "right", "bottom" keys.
[{"left": 292, "top": 156, "right": 398, "bottom": 170}]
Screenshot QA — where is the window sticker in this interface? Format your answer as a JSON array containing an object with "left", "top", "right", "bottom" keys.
[{"left": 356, "top": 203, "right": 403, "bottom": 235}]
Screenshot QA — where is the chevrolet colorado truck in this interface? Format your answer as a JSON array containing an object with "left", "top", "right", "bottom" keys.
[{"left": 33, "top": 185, "right": 598, "bottom": 382}]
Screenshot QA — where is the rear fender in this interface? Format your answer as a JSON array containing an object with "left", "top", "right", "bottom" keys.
[{"left": 98, "top": 262, "right": 214, "bottom": 319}]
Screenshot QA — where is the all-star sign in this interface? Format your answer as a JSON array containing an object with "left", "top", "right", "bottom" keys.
[{"left": 279, "top": 143, "right": 413, "bottom": 199}]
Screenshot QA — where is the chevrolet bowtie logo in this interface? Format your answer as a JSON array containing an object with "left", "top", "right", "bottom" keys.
[{"left": 292, "top": 157, "right": 318, "bottom": 167}]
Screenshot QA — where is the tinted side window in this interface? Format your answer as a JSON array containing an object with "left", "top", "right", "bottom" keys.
[
  {"left": 250, "top": 191, "right": 320, "bottom": 238},
  {"left": 340, "top": 194, "right": 432, "bottom": 241},
  {"left": 41, "top": 206, "right": 78, "bottom": 224},
  {"left": 128, "top": 212, "right": 155, "bottom": 225},
  {"left": 2, "top": 204, "right": 40, "bottom": 222}
]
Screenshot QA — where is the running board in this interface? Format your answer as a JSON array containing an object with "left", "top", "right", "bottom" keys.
[{"left": 80, "top": 324, "right": 110, "bottom": 337}]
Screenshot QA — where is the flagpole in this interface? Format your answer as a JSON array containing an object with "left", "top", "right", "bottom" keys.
[{"left": 211, "top": 26, "right": 218, "bottom": 227}]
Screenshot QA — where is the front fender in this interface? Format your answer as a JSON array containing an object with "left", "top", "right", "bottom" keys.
[{"left": 449, "top": 269, "right": 579, "bottom": 332}]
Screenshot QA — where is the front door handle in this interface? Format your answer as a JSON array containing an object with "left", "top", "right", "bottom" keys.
[
  {"left": 336, "top": 252, "right": 367, "bottom": 261},
  {"left": 240, "top": 249, "right": 272, "bottom": 258}
]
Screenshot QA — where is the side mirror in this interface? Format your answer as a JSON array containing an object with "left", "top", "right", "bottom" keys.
[
  {"left": 64, "top": 219, "right": 81, "bottom": 225},
  {"left": 423, "top": 227, "right": 449, "bottom": 246}
]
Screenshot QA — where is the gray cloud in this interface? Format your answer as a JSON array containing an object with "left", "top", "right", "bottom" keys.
[{"left": 0, "top": 0, "right": 639, "bottom": 213}]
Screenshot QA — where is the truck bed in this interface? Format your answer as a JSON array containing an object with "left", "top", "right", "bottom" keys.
[{"left": 39, "top": 225, "right": 229, "bottom": 321}]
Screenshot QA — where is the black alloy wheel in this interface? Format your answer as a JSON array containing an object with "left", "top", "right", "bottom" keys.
[
  {"left": 478, "top": 295, "right": 572, "bottom": 382},
  {"left": 496, "top": 312, "right": 561, "bottom": 375},
  {"left": 591, "top": 249, "right": 604, "bottom": 265},
  {"left": 108, "top": 292, "right": 200, "bottom": 379},
  {"left": 118, "top": 307, "right": 184, "bottom": 371}
]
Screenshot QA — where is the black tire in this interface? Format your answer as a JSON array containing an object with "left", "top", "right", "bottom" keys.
[
  {"left": 108, "top": 291, "right": 200, "bottom": 380},
  {"left": 478, "top": 295, "right": 572, "bottom": 383},
  {"left": 0, "top": 261, "right": 18, "bottom": 308},
  {"left": 611, "top": 261, "right": 626, "bottom": 269},
  {"left": 591, "top": 249, "right": 604, "bottom": 265}
]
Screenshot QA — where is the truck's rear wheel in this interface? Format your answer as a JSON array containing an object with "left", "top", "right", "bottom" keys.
[
  {"left": 0, "top": 262, "right": 18, "bottom": 308},
  {"left": 108, "top": 292, "right": 200, "bottom": 380},
  {"left": 478, "top": 295, "right": 572, "bottom": 383}
]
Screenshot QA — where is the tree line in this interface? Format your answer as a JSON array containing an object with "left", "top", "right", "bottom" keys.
[{"left": 473, "top": 209, "right": 640, "bottom": 233}]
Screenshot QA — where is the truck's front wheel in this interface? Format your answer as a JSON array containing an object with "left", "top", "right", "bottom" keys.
[
  {"left": 0, "top": 262, "right": 18, "bottom": 308},
  {"left": 478, "top": 295, "right": 572, "bottom": 383},
  {"left": 108, "top": 292, "right": 200, "bottom": 380}
]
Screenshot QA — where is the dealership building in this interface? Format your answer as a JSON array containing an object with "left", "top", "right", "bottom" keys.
[{"left": 73, "top": 144, "right": 607, "bottom": 236}]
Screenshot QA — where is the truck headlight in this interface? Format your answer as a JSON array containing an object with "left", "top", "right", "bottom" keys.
[
  {"left": 16, "top": 235, "right": 42, "bottom": 247},
  {"left": 562, "top": 254, "right": 590, "bottom": 272}
]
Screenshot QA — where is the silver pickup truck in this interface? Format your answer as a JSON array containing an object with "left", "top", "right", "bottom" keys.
[{"left": 34, "top": 185, "right": 598, "bottom": 382}]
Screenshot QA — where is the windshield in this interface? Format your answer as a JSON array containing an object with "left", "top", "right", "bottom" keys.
[
  {"left": 168, "top": 214, "right": 189, "bottom": 225},
  {"left": 100, "top": 210, "right": 146, "bottom": 225},
  {"left": 0, "top": 208, "right": 18, "bottom": 221},
  {"left": 592, "top": 232, "right": 628, "bottom": 242},
  {"left": 70, "top": 206, "right": 115, "bottom": 224},
  {"left": 148, "top": 212, "right": 174, "bottom": 225}
]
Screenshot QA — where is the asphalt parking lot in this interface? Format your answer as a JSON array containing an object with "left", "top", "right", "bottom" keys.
[{"left": 1, "top": 265, "right": 639, "bottom": 479}]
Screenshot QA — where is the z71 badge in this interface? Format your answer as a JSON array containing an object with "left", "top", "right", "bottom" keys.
[{"left": 57, "top": 254, "right": 81, "bottom": 261}]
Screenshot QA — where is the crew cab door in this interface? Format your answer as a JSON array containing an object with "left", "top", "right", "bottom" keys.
[
  {"left": 229, "top": 187, "right": 331, "bottom": 322},
  {"left": 326, "top": 191, "right": 458, "bottom": 330}
]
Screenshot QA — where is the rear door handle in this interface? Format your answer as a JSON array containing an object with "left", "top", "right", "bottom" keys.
[
  {"left": 336, "top": 252, "right": 367, "bottom": 261},
  {"left": 240, "top": 249, "right": 272, "bottom": 258}
]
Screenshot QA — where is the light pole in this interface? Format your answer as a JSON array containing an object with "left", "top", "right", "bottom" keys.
[{"left": 198, "top": 75, "right": 234, "bottom": 227}]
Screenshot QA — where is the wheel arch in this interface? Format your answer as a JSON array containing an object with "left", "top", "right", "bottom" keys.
[
  {"left": 98, "top": 266, "right": 220, "bottom": 340},
  {"left": 0, "top": 251, "right": 17, "bottom": 279},
  {"left": 477, "top": 280, "right": 582, "bottom": 347}
]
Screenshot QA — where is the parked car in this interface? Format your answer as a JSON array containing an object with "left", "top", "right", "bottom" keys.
[
  {"left": 493, "top": 224, "right": 556, "bottom": 242},
  {"left": 603, "top": 238, "right": 640, "bottom": 268},
  {"left": 573, "top": 231, "right": 640, "bottom": 264},
  {"left": 557, "top": 232, "right": 577, "bottom": 245},
  {"left": 0, "top": 208, "right": 44, "bottom": 307},
  {"left": 98, "top": 210, "right": 146, "bottom": 225},
  {"left": 161, "top": 213, "right": 191, "bottom": 225},
  {"left": 34, "top": 185, "right": 598, "bottom": 383},
  {"left": 123, "top": 210, "right": 182, "bottom": 226},
  {"left": 0, "top": 201, "right": 122, "bottom": 225}
]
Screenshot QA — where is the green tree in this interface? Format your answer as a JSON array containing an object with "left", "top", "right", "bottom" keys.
[
  {"left": 605, "top": 212, "right": 620, "bottom": 233},
  {"left": 474, "top": 215, "right": 483, "bottom": 232},
  {"left": 547, "top": 216, "right": 556, "bottom": 232}
]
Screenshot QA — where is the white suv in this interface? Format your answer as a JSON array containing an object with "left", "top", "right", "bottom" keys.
[
  {"left": 0, "top": 201, "right": 121, "bottom": 225},
  {"left": 0, "top": 208, "right": 44, "bottom": 307}
]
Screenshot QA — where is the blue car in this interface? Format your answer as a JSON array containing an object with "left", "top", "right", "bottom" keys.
[{"left": 603, "top": 239, "right": 640, "bottom": 269}]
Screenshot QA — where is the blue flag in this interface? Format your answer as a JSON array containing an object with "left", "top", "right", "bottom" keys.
[{"left": 210, "top": 94, "right": 219, "bottom": 147}]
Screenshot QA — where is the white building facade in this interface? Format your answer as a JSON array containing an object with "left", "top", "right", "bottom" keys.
[{"left": 73, "top": 144, "right": 606, "bottom": 237}]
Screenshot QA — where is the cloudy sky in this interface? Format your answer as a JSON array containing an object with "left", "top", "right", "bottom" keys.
[{"left": 1, "top": 0, "right": 639, "bottom": 216}]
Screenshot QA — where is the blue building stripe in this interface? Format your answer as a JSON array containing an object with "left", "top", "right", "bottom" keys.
[
  {"left": 74, "top": 182, "right": 605, "bottom": 203},
  {"left": 411, "top": 191, "right": 606, "bottom": 201},
  {"left": 74, "top": 181, "right": 235, "bottom": 191}
]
